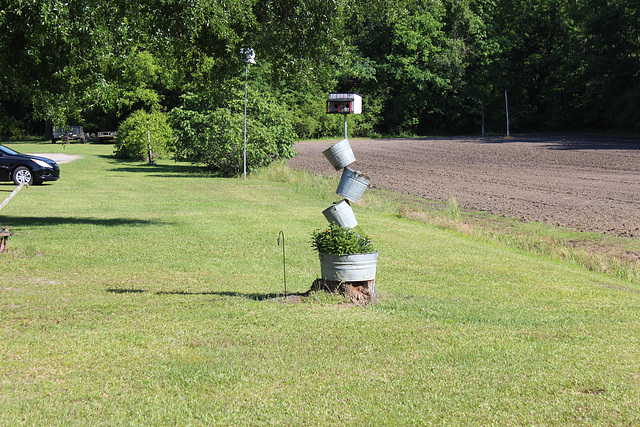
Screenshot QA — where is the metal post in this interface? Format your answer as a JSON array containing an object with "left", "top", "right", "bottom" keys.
[
  {"left": 243, "top": 63, "right": 248, "bottom": 180},
  {"left": 147, "top": 119, "right": 154, "bottom": 165},
  {"left": 481, "top": 100, "right": 485, "bottom": 137},
  {"left": 278, "top": 231, "right": 286, "bottom": 298},
  {"left": 240, "top": 48, "right": 255, "bottom": 179},
  {"left": 505, "top": 90, "right": 510, "bottom": 136},
  {"left": 344, "top": 114, "right": 348, "bottom": 139}
]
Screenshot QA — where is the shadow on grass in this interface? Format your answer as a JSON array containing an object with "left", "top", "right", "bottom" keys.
[
  {"left": 0, "top": 216, "right": 165, "bottom": 227},
  {"left": 99, "top": 155, "right": 224, "bottom": 178},
  {"left": 107, "top": 288, "right": 145, "bottom": 294},
  {"left": 0, "top": 183, "right": 55, "bottom": 191},
  {"left": 156, "top": 290, "right": 309, "bottom": 301},
  {"left": 105, "top": 289, "right": 310, "bottom": 301}
]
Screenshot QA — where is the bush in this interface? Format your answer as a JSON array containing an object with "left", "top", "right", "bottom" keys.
[
  {"left": 311, "top": 223, "right": 375, "bottom": 255},
  {"left": 0, "top": 108, "right": 25, "bottom": 140},
  {"left": 114, "top": 110, "right": 173, "bottom": 160},
  {"left": 168, "top": 90, "right": 297, "bottom": 177}
]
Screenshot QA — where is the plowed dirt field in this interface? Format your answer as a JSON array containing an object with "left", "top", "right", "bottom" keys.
[{"left": 289, "top": 134, "right": 640, "bottom": 237}]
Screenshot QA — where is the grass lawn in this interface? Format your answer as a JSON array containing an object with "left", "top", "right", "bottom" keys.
[{"left": 1, "top": 142, "right": 639, "bottom": 425}]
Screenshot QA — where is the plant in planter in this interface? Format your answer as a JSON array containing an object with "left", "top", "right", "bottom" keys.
[
  {"left": 311, "top": 223, "right": 379, "bottom": 302},
  {"left": 311, "top": 222, "right": 375, "bottom": 255}
]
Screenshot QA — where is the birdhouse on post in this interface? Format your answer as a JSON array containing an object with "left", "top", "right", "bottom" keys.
[
  {"left": 326, "top": 93, "right": 362, "bottom": 115},
  {"left": 327, "top": 93, "right": 362, "bottom": 139}
]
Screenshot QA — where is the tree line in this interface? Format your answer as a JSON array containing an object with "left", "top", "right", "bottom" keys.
[{"left": 1, "top": 0, "right": 638, "bottom": 170}]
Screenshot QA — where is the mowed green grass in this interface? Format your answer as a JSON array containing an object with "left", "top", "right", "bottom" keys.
[{"left": 1, "top": 142, "right": 639, "bottom": 425}]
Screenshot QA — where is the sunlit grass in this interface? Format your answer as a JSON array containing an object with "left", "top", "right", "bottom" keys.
[{"left": 1, "top": 141, "right": 639, "bottom": 425}]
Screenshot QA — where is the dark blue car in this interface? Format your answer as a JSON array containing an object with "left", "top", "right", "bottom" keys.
[{"left": 0, "top": 144, "right": 60, "bottom": 185}]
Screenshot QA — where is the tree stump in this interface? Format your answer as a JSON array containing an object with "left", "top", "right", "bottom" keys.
[{"left": 311, "top": 278, "right": 376, "bottom": 304}]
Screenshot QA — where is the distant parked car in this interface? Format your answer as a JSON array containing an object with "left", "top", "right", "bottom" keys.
[
  {"left": 0, "top": 144, "right": 60, "bottom": 185},
  {"left": 52, "top": 126, "right": 86, "bottom": 144}
]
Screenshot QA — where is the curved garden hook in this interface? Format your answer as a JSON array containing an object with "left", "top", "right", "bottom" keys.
[{"left": 277, "top": 231, "right": 286, "bottom": 297}]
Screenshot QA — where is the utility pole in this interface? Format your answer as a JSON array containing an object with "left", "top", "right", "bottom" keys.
[
  {"left": 481, "top": 100, "right": 485, "bottom": 137},
  {"left": 505, "top": 90, "right": 510, "bottom": 136},
  {"left": 241, "top": 48, "right": 256, "bottom": 180},
  {"left": 147, "top": 119, "right": 154, "bottom": 165}
]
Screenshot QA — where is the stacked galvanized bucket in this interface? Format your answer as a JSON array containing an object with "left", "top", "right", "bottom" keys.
[
  {"left": 319, "top": 136, "right": 379, "bottom": 296},
  {"left": 321, "top": 138, "right": 370, "bottom": 229}
]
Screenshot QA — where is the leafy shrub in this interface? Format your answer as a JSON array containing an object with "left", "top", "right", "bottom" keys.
[
  {"left": 279, "top": 90, "right": 381, "bottom": 139},
  {"left": 114, "top": 110, "right": 173, "bottom": 160},
  {"left": 279, "top": 90, "right": 337, "bottom": 139},
  {"left": 0, "top": 108, "right": 25, "bottom": 139},
  {"left": 169, "top": 89, "right": 296, "bottom": 177},
  {"left": 311, "top": 222, "right": 375, "bottom": 255}
]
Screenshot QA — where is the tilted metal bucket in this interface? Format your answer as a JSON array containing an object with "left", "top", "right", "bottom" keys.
[
  {"left": 319, "top": 251, "right": 379, "bottom": 282},
  {"left": 322, "top": 138, "right": 356, "bottom": 171},
  {"left": 336, "top": 168, "right": 370, "bottom": 203},
  {"left": 322, "top": 200, "right": 358, "bottom": 229}
]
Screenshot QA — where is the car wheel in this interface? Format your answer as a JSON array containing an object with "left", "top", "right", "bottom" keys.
[{"left": 12, "top": 166, "right": 34, "bottom": 186}]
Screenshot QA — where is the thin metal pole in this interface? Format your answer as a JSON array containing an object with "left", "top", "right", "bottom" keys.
[
  {"left": 243, "top": 64, "right": 248, "bottom": 180},
  {"left": 278, "top": 231, "right": 286, "bottom": 298},
  {"left": 147, "top": 119, "right": 153, "bottom": 165},
  {"left": 481, "top": 100, "right": 485, "bottom": 137},
  {"left": 344, "top": 114, "right": 348, "bottom": 140},
  {"left": 505, "top": 90, "right": 510, "bottom": 136}
]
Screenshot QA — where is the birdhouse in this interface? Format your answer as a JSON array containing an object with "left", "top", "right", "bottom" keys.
[
  {"left": 326, "top": 93, "right": 362, "bottom": 114},
  {"left": 240, "top": 48, "right": 256, "bottom": 64}
]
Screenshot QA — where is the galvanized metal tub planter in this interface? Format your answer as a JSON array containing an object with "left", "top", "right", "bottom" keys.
[
  {"left": 336, "top": 168, "right": 370, "bottom": 203},
  {"left": 322, "top": 138, "right": 356, "bottom": 170},
  {"left": 322, "top": 200, "right": 357, "bottom": 229},
  {"left": 319, "top": 251, "right": 378, "bottom": 282}
]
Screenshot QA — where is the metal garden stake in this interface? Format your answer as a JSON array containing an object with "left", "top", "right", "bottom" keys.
[
  {"left": 277, "top": 231, "right": 287, "bottom": 298},
  {"left": 146, "top": 119, "right": 154, "bottom": 165}
]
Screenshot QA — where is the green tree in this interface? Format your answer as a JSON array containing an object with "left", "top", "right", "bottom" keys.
[
  {"left": 114, "top": 110, "right": 173, "bottom": 160},
  {"left": 169, "top": 87, "right": 296, "bottom": 177},
  {"left": 573, "top": 0, "right": 640, "bottom": 130},
  {"left": 0, "top": 0, "right": 167, "bottom": 130},
  {"left": 339, "top": 0, "right": 493, "bottom": 135},
  {"left": 483, "top": 0, "right": 578, "bottom": 131}
]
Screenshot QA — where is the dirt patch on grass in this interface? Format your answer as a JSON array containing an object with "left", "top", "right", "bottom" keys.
[
  {"left": 289, "top": 133, "right": 640, "bottom": 238},
  {"left": 32, "top": 153, "right": 83, "bottom": 164}
]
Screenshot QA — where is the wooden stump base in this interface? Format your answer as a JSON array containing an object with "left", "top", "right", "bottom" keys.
[
  {"left": 0, "top": 227, "right": 11, "bottom": 253},
  {"left": 311, "top": 278, "right": 377, "bottom": 304}
]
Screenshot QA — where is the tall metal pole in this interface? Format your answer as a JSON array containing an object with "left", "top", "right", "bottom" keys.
[
  {"left": 243, "top": 63, "right": 248, "bottom": 180},
  {"left": 241, "top": 48, "right": 255, "bottom": 180},
  {"left": 481, "top": 100, "right": 485, "bottom": 137},
  {"left": 278, "top": 231, "right": 286, "bottom": 298},
  {"left": 505, "top": 89, "right": 510, "bottom": 137},
  {"left": 147, "top": 119, "right": 153, "bottom": 165}
]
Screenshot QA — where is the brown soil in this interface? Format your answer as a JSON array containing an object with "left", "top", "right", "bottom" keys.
[{"left": 289, "top": 134, "right": 640, "bottom": 237}]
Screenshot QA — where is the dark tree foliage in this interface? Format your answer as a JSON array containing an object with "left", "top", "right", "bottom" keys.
[
  {"left": 1, "top": 0, "right": 638, "bottom": 139},
  {"left": 575, "top": 0, "right": 640, "bottom": 130}
]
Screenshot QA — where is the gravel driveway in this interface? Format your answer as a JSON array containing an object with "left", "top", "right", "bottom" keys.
[{"left": 32, "top": 153, "right": 83, "bottom": 164}]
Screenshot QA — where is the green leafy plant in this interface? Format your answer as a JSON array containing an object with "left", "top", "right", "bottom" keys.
[
  {"left": 114, "top": 110, "right": 173, "bottom": 160},
  {"left": 168, "top": 89, "right": 297, "bottom": 177},
  {"left": 311, "top": 222, "right": 375, "bottom": 255}
]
